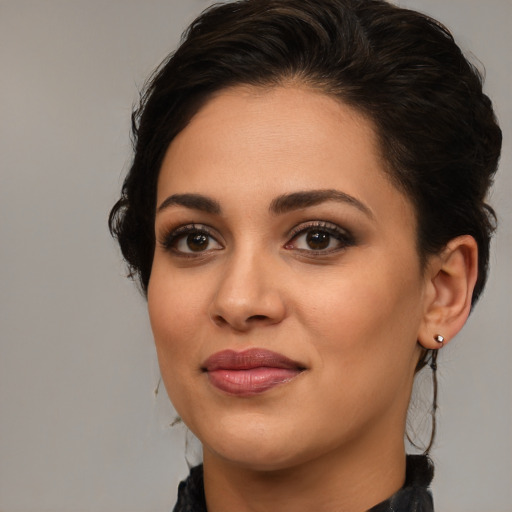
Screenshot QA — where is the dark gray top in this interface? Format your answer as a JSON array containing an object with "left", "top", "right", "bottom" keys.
[{"left": 172, "top": 454, "right": 434, "bottom": 511}]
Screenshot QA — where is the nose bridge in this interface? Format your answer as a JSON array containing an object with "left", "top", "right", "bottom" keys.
[{"left": 210, "top": 241, "right": 286, "bottom": 330}]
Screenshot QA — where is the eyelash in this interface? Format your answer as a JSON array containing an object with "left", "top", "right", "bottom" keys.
[
  {"left": 159, "top": 224, "right": 221, "bottom": 257},
  {"left": 158, "top": 221, "right": 355, "bottom": 258},
  {"left": 285, "top": 221, "right": 355, "bottom": 255}
]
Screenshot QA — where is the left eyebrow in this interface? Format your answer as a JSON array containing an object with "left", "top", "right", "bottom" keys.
[{"left": 269, "top": 189, "right": 374, "bottom": 218}]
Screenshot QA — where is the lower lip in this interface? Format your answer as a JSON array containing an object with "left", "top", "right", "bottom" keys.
[{"left": 206, "top": 367, "right": 301, "bottom": 396}]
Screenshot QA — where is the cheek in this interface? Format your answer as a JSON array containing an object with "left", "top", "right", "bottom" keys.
[
  {"left": 297, "top": 261, "right": 423, "bottom": 341},
  {"left": 149, "top": 286, "right": 190, "bottom": 351},
  {"left": 292, "top": 270, "right": 423, "bottom": 434},
  {"left": 147, "top": 269, "right": 205, "bottom": 393},
  {"left": 294, "top": 256, "right": 425, "bottom": 390},
  {"left": 148, "top": 262, "right": 207, "bottom": 339}
]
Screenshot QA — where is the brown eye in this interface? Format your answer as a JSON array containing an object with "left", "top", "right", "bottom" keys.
[
  {"left": 306, "top": 230, "right": 330, "bottom": 250},
  {"left": 162, "top": 225, "right": 223, "bottom": 255},
  {"left": 285, "top": 222, "right": 354, "bottom": 254},
  {"left": 187, "top": 233, "right": 210, "bottom": 252}
]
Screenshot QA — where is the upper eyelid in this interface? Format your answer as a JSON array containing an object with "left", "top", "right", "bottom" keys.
[
  {"left": 159, "top": 222, "right": 217, "bottom": 236},
  {"left": 158, "top": 223, "right": 222, "bottom": 247},
  {"left": 287, "top": 220, "right": 351, "bottom": 238},
  {"left": 290, "top": 220, "right": 341, "bottom": 231}
]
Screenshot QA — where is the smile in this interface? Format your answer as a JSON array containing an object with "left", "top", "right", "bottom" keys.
[{"left": 201, "top": 348, "right": 305, "bottom": 397}]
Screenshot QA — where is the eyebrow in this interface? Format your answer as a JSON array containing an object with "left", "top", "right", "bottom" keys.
[
  {"left": 269, "top": 189, "right": 374, "bottom": 218},
  {"left": 156, "top": 189, "right": 373, "bottom": 218},
  {"left": 157, "top": 193, "right": 221, "bottom": 215}
]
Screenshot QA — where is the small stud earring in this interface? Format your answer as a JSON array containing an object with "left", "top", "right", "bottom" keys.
[{"left": 434, "top": 334, "right": 444, "bottom": 345}]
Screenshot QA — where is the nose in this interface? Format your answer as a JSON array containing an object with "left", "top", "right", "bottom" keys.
[{"left": 209, "top": 250, "right": 287, "bottom": 332}]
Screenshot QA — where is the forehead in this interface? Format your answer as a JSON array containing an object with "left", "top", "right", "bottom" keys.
[{"left": 157, "top": 85, "right": 414, "bottom": 227}]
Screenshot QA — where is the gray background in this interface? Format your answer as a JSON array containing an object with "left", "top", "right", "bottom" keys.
[{"left": 1, "top": 1, "right": 510, "bottom": 511}]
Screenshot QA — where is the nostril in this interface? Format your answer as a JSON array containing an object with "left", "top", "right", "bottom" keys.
[
  {"left": 211, "top": 314, "right": 228, "bottom": 326},
  {"left": 247, "top": 315, "right": 269, "bottom": 322},
  {"left": 210, "top": 313, "right": 271, "bottom": 330}
]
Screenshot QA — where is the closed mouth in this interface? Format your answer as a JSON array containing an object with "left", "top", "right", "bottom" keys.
[{"left": 201, "top": 348, "right": 306, "bottom": 396}]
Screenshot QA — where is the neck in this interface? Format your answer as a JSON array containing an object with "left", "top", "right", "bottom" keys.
[{"left": 203, "top": 433, "right": 406, "bottom": 512}]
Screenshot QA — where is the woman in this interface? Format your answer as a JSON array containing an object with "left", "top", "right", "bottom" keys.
[{"left": 109, "top": 0, "right": 501, "bottom": 510}]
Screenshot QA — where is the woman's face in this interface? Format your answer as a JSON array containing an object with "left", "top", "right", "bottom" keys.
[{"left": 148, "top": 86, "right": 429, "bottom": 471}]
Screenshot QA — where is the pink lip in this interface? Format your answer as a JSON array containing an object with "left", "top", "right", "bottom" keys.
[{"left": 202, "top": 349, "right": 305, "bottom": 397}]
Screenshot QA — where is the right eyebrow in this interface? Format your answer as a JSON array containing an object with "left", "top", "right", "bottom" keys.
[{"left": 156, "top": 193, "right": 222, "bottom": 215}]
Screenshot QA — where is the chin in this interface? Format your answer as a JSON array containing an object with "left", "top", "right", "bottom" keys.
[
  {"left": 196, "top": 411, "right": 322, "bottom": 472},
  {"left": 207, "top": 441, "right": 308, "bottom": 473}
]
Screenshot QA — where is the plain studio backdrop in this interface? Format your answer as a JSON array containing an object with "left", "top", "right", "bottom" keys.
[{"left": 1, "top": 1, "right": 510, "bottom": 511}]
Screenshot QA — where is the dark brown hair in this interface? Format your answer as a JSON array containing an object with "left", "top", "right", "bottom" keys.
[{"left": 109, "top": 0, "right": 501, "bottom": 306}]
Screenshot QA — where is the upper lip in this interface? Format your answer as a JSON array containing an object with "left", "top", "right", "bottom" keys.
[{"left": 202, "top": 348, "right": 305, "bottom": 372}]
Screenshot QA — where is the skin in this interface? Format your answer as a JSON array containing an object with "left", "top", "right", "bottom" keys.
[{"left": 148, "top": 85, "right": 477, "bottom": 512}]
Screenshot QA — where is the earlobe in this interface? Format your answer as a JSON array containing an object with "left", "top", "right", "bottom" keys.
[{"left": 418, "top": 235, "right": 478, "bottom": 349}]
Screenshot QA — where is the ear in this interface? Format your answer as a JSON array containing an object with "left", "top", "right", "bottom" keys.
[{"left": 418, "top": 235, "right": 479, "bottom": 349}]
